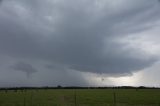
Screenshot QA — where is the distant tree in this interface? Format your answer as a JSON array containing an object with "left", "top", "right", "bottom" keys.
[
  {"left": 138, "top": 86, "right": 146, "bottom": 89},
  {"left": 57, "top": 85, "right": 62, "bottom": 88}
]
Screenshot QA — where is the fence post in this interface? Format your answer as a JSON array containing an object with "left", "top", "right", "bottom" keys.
[
  {"left": 30, "top": 91, "right": 33, "bottom": 106},
  {"left": 24, "top": 97, "right": 26, "bottom": 106},
  {"left": 113, "top": 92, "right": 116, "bottom": 106},
  {"left": 74, "top": 89, "right": 77, "bottom": 106}
]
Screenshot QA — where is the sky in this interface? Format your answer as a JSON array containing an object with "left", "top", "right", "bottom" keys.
[{"left": 0, "top": 0, "right": 160, "bottom": 87}]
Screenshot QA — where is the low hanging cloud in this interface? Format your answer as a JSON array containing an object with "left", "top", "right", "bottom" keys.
[
  {"left": 11, "top": 62, "right": 37, "bottom": 77},
  {"left": 0, "top": 0, "right": 160, "bottom": 84}
]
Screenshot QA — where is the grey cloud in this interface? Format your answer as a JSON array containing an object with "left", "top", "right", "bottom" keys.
[
  {"left": 11, "top": 62, "right": 37, "bottom": 77},
  {"left": 0, "top": 0, "right": 160, "bottom": 77}
]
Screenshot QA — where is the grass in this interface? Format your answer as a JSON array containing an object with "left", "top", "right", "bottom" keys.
[{"left": 0, "top": 89, "right": 160, "bottom": 106}]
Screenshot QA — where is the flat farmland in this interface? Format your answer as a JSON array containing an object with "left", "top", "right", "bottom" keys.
[{"left": 0, "top": 89, "right": 160, "bottom": 106}]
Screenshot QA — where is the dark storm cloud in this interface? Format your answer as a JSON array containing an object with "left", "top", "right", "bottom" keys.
[
  {"left": 0, "top": 0, "right": 160, "bottom": 76},
  {"left": 11, "top": 62, "right": 37, "bottom": 77}
]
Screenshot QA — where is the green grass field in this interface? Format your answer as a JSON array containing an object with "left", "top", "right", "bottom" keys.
[{"left": 0, "top": 89, "right": 160, "bottom": 106}]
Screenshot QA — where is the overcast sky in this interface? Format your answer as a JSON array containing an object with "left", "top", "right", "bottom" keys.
[{"left": 0, "top": 0, "right": 160, "bottom": 87}]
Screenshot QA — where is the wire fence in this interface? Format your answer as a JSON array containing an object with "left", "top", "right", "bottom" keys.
[{"left": 0, "top": 89, "right": 160, "bottom": 106}]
